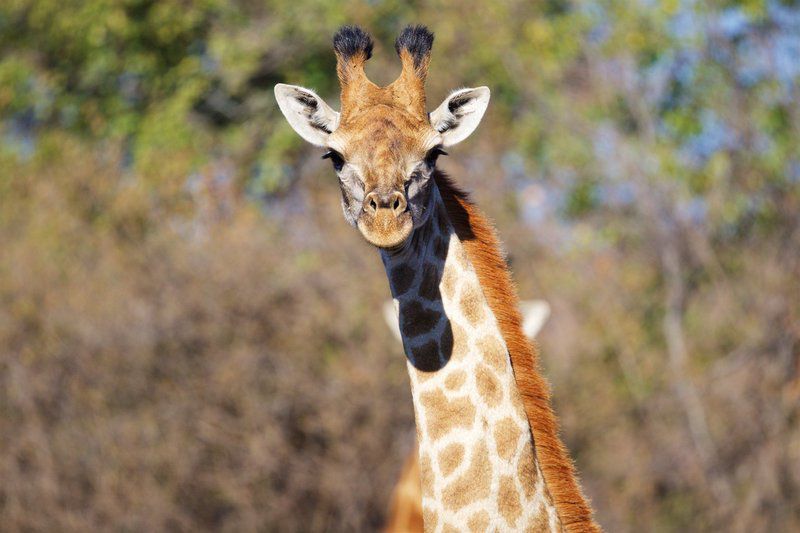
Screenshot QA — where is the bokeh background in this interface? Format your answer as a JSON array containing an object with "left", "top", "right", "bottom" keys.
[{"left": 1, "top": 0, "right": 799, "bottom": 531}]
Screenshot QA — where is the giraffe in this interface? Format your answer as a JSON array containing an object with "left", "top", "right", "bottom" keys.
[{"left": 275, "top": 25, "right": 599, "bottom": 532}]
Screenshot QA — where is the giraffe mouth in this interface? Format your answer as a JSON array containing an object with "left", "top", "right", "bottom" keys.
[{"left": 357, "top": 209, "right": 414, "bottom": 249}]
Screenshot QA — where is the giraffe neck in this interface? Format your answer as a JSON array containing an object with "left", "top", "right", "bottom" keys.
[{"left": 381, "top": 186, "right": 562, "bottom": 532}]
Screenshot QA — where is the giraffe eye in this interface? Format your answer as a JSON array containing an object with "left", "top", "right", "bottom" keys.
[
  {"left": 322, "top": 150, "right": 345, "bottom": 171},
  {"left": 424, "top": 146, "right": 447, "bottom": 169}
]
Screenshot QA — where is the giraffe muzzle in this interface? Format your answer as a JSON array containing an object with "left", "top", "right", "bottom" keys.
[{"left": 357, "top": 189, "right": 413, "bottom": 249}]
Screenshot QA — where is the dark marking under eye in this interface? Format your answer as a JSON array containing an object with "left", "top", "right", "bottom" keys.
[
  {"left": 409, "top": 169, "right": 425, "bottom": 182},
  {"left": 339, "top": 182, "right": 353, "bottom": 203}
]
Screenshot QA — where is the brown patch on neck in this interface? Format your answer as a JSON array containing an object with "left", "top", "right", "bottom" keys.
[
  {"left": 467, "top": 510, "right": 490, "bottom": 532},
  {"left": 441, "top": 441, "right": 491, "bottom": 510},
  {"left": 434, "top": 171, "right": 600, "bottom": 532},
  {"left": 419, "top": 389, "right": 476, "bottom": 440}
]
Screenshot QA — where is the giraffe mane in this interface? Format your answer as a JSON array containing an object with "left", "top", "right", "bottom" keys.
[{"left": 434, "top": 171, "right": 600, "bottom": 532}]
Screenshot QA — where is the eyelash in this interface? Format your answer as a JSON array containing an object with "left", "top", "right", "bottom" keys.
[
  {"left": 323, "top": 147, "right": 446, "bottom": 172},
  {"left": 322, "top": 150, "right": 345, "bottom": 171},
  {"left": 425, "top": 146, "right": 448, "bottom": 168}
]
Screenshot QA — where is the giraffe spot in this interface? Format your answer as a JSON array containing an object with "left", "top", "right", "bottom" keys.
[
  {"left": 518, "top": 442, "right": 539, "bottom": 500},
  {"left": 444, "top": 369, "right": 466, "bottom": 390},
  {"left": 526, "top": 500, "right": 549, "bottom": 532},
  {"left": 418, "top": 262, "right": 441, "bottom": 301},
  {"left": 476, "top": 364, "right": 503, "bottom": 407},
  {"left": 442, "top": 442, "right": 491, "bottom": 510},
  {"left": 422, "top": 506, "right": 438, "bottom": 532},
  {"left": 477, "top": 335, "right": 507, "bottom": 368},
  {"left": 400, "top": 301, "right": 440, "bottom": 338},
  {"left": 498, "top": 475, "right": 523, "bottom": 527},
  {"left": 450, "top": 322, "right": 468, "bottom": 360},
  {"left": 419, "top": 390, "right": 476, "bottom": 441},
  {"left": 391, "top": 264, "right": 415, "bottom": 294},
  {"left": 441, "top": 265, "right": 458, "bottom": 299},
  {"left": 494, "top": 417, "right": 523, "bottom": 460},
  {"left": 419, "top": 452, "right": 434, "bottom": 498},
  {"left": 468, "top": 510, "right": 490, "bottom": 532},
  {"left": 442, "top": 524, "right": 459, "bottom": 533},
  {"left": 410, "top": 340, "right": 442, "bottom": 372},
  {"left": 453, "top": 246, "right": 469, "bottom": 269},
  {"left": 460, "top": 285, "right": 485, "bottom": 324},
  {"left": 438, "top": 442, "right": 465, "bottom": 477},
  {"left": 440, "top": 324, "right": 453, "bottom": 358},
  {"left": 433, "top": 236, "right": 448, "bottom": 260}
]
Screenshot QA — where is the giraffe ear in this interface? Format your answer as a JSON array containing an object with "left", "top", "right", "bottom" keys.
[
  {"left": 274, "top": 84, "right": 340, "bottom": 146},
  {"left": 429, "top": 87, "right": 490, "bottom": 147}
]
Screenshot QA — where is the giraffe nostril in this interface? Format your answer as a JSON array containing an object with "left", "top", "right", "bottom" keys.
[{"left": 364, "top": 191, "right": 405, "bottom": 217}]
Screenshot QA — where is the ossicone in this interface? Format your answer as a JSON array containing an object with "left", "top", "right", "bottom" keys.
[
  {"left": 330, "top": 24, "right": 437, "bottom": 120},
  {"left": 333, "top": 25, "right": 378, "bottom": 107},
  {"left": 394, "top": 25, "right": 434, "bottom": 70},
  {"left": 389, "top": 24, "right": 435, "bottom": 117},
  {"left": 333, "top": 25, "right": 374, "bottom": 63}
]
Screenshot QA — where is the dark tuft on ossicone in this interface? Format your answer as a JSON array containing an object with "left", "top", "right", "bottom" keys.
[
  {"left": 395, "top": 25, "right": 434, "bottom": 68},
  {"left": 333, "top": 25, "right": 374, "bottom": 60}
]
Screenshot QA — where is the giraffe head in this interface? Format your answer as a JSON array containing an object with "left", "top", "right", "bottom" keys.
[{"left": 275, "top": 25, "right": 490, "bottom": 249}]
